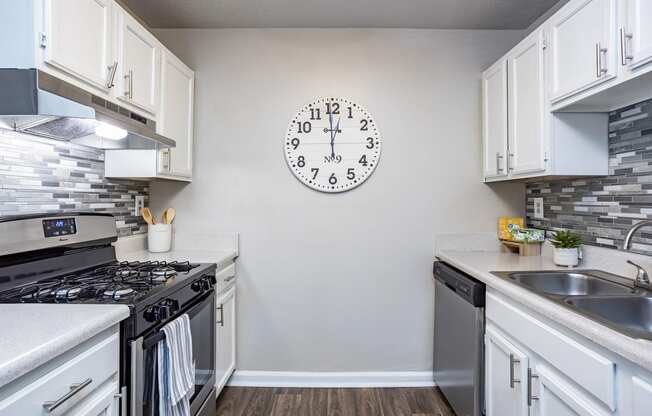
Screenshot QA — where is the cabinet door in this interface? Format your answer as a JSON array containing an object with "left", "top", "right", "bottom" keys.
[
  {"left": 117, "top": 8, "right": 159, "bottom": 114},
  {"left": 215, "top": 288, "right": 236, "bottom": 394},
  {"left": 482, "top": 61, "right": 509, "bottom": 180},
  {"left": 549, "top": 0, "right": 617, "bottom": 103},
  {"left": 73, "top": 383, "right": 120, "bottom": 416},
  {"left": 158, "top": 50, "right": 194, "bottom": 178},
  {"left": 485, "top": 326, "right": 529, "bottom": 416},
  {"left": 622, "top": 0, "right": 652, "bottom": 71},
  {"left": 508, "top": 30, "right": 547, "bottom": 175},
  {"left": 533, "top": 365, "right": 611, "bottom": 416},
  {"left": 42, "top": 0, "right": 112, "bottom": 92},
  {"left": 632, "top": 376, "right": 652, "bottom": 416}
]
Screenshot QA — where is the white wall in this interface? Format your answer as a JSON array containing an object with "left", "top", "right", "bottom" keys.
[{"left": 151, "top": 29, "right": 525, "bottom": 372}]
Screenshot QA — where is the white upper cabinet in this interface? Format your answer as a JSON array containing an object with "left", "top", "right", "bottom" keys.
[
  {"left": 158, "top": 49, "right": 194, "bottom": 178},
  {"left": 41, "top": 0, "right": 113, "bottom": 93},
  {"left": 621, "top": 0, "right": 652, "bottom": 71},
  {"left": 548, "top": 0, "right": 617, "bottom": 104},
  {"left": 550, "top": 0, "right": 617, "bottom": 102},
  {"left": 116, "top": 6, "right": 160, "bottom": 115},
  {"left": 508, "top": 30, "right": 546, "bottom": 176},
  {"left": 482, "top": 61, "right": 508, "bottom": 180}
]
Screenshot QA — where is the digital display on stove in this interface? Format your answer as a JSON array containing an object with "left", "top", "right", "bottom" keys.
[{"left": 43, "top": 218, "right": 77, "bottom": 238}]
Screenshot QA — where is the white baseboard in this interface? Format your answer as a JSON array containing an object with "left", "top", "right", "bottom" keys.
[{"left": 227, "top": 371, "right": 436, "bottom": 388}]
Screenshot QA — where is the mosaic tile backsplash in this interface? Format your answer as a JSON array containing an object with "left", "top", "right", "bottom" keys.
[
  {"left": 0, "top": 129, "right": 148, "bottom": 237},
  {"left": 527, "top": 99, "right": 652, "bottom": 255}
]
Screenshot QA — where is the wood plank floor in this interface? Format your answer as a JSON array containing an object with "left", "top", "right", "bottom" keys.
[{"left": 214, "top": 387, "right": 455, "bottom": 416}]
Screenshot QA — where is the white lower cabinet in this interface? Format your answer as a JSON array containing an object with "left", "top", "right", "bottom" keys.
[
  {"left": 215, "top": 264, "right": 237, "bottom": 397},
  {"left": 485, "top": 290, "right": 652, "bottom": 416},
  {"left": 485, "top": 326, "right": 529, "bottom": 416},
  {"left": 0, "top": 326, "right": 121, "bottom": 416},
  {"left": 533, "top": 364, "right": 611, "bottom": 416}
]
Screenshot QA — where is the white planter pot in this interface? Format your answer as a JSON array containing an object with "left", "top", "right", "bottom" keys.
[{"left": 553, "top": 247, "right": 580, "bottom": 267}]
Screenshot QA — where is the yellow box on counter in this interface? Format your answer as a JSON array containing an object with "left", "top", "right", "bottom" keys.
[{"left": 498, "top": 217, "right": 524, "bottom": 241}]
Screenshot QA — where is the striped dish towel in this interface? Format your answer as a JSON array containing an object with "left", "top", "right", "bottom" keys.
[{"left": 158, "top": 314, "right": 195, "bottom": 416}]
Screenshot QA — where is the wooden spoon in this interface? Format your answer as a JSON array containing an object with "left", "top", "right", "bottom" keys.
[
  {"left": 163, "top": 207, "right": 176, "bottom": 224},
  {"left": 141, "top": 207, "right": 155, "bottom": 225}
]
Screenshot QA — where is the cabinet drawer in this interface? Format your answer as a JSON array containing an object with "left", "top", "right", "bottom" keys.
[
  {"left": 216, "top": 263, "right": 236, "bottom": 295},
  {"left": 486, "top": 292, "right": 616, "bottom": 410},
  {"left": 0, "top": 331, "right": 119, "bottom": 415}
]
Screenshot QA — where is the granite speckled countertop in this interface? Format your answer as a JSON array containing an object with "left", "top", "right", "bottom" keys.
[
  {"left": 0, "top": 304, "right": 129, "bottom": 388},
  {"left": 437, "top": 250, "right": 652, "bottom": 372}
]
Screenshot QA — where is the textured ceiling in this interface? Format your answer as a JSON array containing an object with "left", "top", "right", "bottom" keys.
[{"left": 121, "top": 0, "right": 562, "bottom": 29}]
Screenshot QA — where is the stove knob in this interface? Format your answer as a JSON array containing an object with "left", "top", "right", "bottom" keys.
[
  {"left": 144, "top": 305, "right": 160, "bottom": 322},
  {"left": 201, "top": 278, "right": 210, "bottom": 291},
  {"left": 159, "top": 304, "right": 171, "bottom": 321},
  {"left": 191, "top": 280, "right": 203, "bottom": 293},
  {"left": 208, "top": 275, "right": 217, "bottom": 286}
]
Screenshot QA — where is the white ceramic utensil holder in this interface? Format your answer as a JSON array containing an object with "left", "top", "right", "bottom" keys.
[{"left": 148, "top": 224, "right": 172, "bottom": 253}]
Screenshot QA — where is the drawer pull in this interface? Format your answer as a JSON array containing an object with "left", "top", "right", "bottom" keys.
[
  {"left": 224, "top": 275, "right": 236, "bottom": 283},
  {"left": 509, "top": 354, "right": 521, "bottom": 388},
  {"left": 527, "top": 368, "right": 539, "bottom": 406},
  {"left": 217, "top": 304, "right": 224, "bottom": 326},
  {"left": 43, "top": 378, "right": 92, "bottom": 413}
]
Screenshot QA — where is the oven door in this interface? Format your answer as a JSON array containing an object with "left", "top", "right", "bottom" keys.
[{"left": 130, "top": 291, "right": 216, "bottom": 416}]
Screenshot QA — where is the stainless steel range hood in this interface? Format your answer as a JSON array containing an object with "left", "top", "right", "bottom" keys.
[{"left": 0, "top": 69, "right": 175, "bottom": 150}]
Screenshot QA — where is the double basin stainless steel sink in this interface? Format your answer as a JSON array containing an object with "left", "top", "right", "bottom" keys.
[{"left": 491, "top": 270, "right": 652, "bottom": 340}]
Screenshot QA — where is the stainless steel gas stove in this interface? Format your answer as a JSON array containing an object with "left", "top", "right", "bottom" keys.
[{"left": 0, "top": 213, "right": 217, "bottom": 416}]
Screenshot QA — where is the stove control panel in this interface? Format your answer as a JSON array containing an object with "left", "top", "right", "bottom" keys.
[
  {"left": 42, "top": 218, "right": 77, "bottom": 238},
  {"left": 144, "top": 298, "right": 180, "bottom": 323}
]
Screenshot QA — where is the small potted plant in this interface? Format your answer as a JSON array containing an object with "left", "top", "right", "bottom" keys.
[{"left": 550, "top": 230, "right": 582, "bottom": 267}]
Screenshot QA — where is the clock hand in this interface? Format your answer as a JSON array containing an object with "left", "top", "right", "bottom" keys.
[
  {"left": 328, "top": 111, "right": 335, "bottom": 157},
  {"left": 331, "top": 116, "right": 342, "bottom": 158}
]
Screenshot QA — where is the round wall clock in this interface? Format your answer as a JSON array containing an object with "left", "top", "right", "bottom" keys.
[{"left": 284, "top": 97, "right": 382, "bottom": 193}]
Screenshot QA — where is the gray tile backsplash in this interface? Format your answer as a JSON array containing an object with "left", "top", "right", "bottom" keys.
[
  {"left": 0, "top": 129, "right": 148, "bottom": 237},
  {"left": 527, "top": 99, "right": 652, "bottom": 255}
]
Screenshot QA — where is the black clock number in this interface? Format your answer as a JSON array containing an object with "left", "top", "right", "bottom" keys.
[
  {"left": 366, "top": 137, "right": 375, "bottom": 149},
  {"left": 347, "top": 106, "right": 353, "bottom": 119},
  {"left": 359, "top": 154, "right": 368, "bottom": 166},
  {"left": 291, "top": 138, "right": 300, "bottom": 150},
  {"left": 297, "top": 121, "right": 312, "bottom": 134},
  {"left": 326, "top": 102, "right": 340, "bottom": 115},
  {"left": 311, "top": 168, "right": 319, "bottom": 179},
  {"left": 329, "top": 173, "right": 337, "bottom": 185},
  {"left": 310, "top": 108, "right": 321, "bottom": 120},
  {"left": 347, "top": 168, "right": 355, "bottom": 180},
  {"left": 297, "top": 156, "right": 306, "bottom": 168},
  {"left": 360, "top": 119, "right": 369, "bottom": 131}
]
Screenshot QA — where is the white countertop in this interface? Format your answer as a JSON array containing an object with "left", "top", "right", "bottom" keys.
[
  {"left": 0, "top": 304, "right": 129, "bottom": 388},
  {"left": 119, "top": 249, "right": 238, "bottom": 268},
  {"left": 437, "top": 250, "right": 652, "bottom": 372}
]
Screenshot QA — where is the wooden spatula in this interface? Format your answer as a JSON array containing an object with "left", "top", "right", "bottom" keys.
[
  {"left": 162, "top": 207, "right": 176, "bottom": 224},
  {"left": 141, "top": 207, "right": 155, "bottom": 225}
]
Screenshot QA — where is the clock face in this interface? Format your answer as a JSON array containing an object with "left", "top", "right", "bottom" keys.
[{"left": 284, "top": 97, "right": 382, "bottom": 193}]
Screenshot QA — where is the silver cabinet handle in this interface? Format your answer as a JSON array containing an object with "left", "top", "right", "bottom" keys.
[
  {"left": 124, "top": 69, "right": 134, "bottom": 99},
  {"left": 160, "top": 149, "right": 171, "bottom": 172},
  {"left": 595, "top": 43, "right": 608, "bottom": 77},
  {"left": 509, "top": 354, "right": 521, "bottom": 388},
  {"left": 527, "top": 368, "right": 539, "bottom": 407},
  {"left": 224, "top": 275, "right": 236, "bottom": 283},
  {"left": 620, "top": 28, "right": 633, "bottom": 66},
  {"left": 496, "top": 152, "right": 504, "bottom": 174},
  {"left": 508, "top": 153, "right": 515, "bottom": 172},
  {"left": 106, "top": 61, "right": 118, "bottom": 89},
  {"left": 43, "top": 378, "right": 92, "bottom": 413},
  {"left": 217, "top": 304, "right": 224, "bottom": 326}
]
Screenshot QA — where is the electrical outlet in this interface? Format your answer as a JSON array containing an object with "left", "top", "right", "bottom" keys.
[
  {"left": 533, "top": 197, "right": 545, "bottom": 219},
  {"left": 134, "top": 195, "right": 145, "bottom": 217}
]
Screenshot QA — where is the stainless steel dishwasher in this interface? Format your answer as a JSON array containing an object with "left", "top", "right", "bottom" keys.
[{"left": 433, "top": 261, "right": 485, "bottom": 416}]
